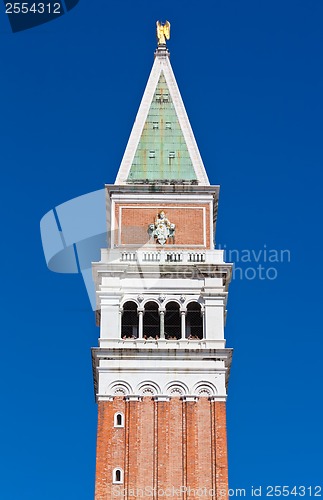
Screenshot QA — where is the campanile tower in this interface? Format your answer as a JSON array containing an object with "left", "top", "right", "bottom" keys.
[{"left": 92, "top": 24, "right": 233, "bottom": 499}]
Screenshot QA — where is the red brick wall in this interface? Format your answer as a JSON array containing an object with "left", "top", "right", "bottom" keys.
[
  {"left": 94, "top": 399, "right": 228, "bottom": 499},
  {"left": 114, "top": 203, "right": 211, "bottom": 248},
  {"left": 197, "top": 397, "right": 213, "bottom": 492},
  {"left": 95, "top": 398, "right": 126, "bottom": 500},
  {"left": 213, "top": 401, "right": 229, "bottom": 498},
  {"left": 137, "top": 398, "right": 155, "bottom": 493}
]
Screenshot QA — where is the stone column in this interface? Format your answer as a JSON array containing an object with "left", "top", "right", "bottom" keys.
[
  {"left": 119, "top": 307, "right": 123, "bottom": 338},
  {"left": 138, "top": 309, "right": 144, "bottom": 339},
  {"left": 181, "top": 310, "right": 186, "bottom": 339},
  {"left": 159, "top": 310, "right": 165, "bottom": 339},
  {"left": 201, "top": 307, "right": 205, "bottom": 339}
]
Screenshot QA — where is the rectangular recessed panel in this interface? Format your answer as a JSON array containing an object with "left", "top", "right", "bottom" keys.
[{"left": 115, "top": 204, "right": 209, "bottom": 247}]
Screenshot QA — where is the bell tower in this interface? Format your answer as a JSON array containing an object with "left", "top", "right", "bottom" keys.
[{"left": 92, "top": 24, "right": 233, "bottom": 499}]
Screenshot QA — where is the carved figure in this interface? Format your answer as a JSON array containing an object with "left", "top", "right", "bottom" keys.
[{"left": 148, "top": 210, "right": 175, "bottom": 245}]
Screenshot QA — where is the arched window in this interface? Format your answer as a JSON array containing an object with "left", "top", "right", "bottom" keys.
[
  {"left": 114, "top": 412, "right": 124, "bottom": 428},
  {"left": 165, "top": 301, "right": 181, "bottom": 340},
  {"left": 121, "top": 301, "right": 138, "bottom": 338},
  {"left": 186, "top": 302, "right": 203, "bottom": 339},
  {"left": 113, "top": 468, "right": 123, "bottom": 484},
  {"left": 143, "top": 301, "right": 159, "bottom": 339}
]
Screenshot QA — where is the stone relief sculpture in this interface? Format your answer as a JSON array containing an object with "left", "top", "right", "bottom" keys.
[{"left": 148, "top": 210, "right": 175, "bottom": 245}]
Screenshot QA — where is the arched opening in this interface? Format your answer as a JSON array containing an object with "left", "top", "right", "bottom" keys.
[
  {"left": 186, "top": 302, "right": 203, "bottom": 339},
  {"left": 121, "top": 301, "right": 138, "bottom": 338},
  {"left": 114, "top": 412, "right": 124, "bottom": 428},
  {"left": 143, "top": 301, "right": 159, "bottom": 339},
  {"left": 113, "top": 468, "right": 123, "bottom": 484},
  {"left": 165, "top": 301, "right": 181, "bottom": 340}
]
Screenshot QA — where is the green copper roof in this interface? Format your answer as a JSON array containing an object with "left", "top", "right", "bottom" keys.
[{"left": 127, "top": 72, "right": 197, "bottom": 182}]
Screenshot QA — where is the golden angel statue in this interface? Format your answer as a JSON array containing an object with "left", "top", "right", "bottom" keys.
[{"left": 156, "top": 20, "right": 171, "bottom": 46}]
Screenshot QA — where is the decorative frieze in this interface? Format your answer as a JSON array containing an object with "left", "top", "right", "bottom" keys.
[{"left": 100, "top": 378, "right": 221, "bottom": 400}]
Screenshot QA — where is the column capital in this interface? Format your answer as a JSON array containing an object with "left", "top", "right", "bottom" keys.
[
  {"left": 181, "top": 395, "right": 199, "bottom": 402},
  {"left": 97, "top": 395, "right": 114, "bottom": 402},
  {"left": 124, "top": 395, "right": 143, "bottom": 402},
  {"left": 153, "top": 395, "right": 171, "bottom": 402},
  {"left": 209, "top": 396, "right": 227, "bottom": 402}
]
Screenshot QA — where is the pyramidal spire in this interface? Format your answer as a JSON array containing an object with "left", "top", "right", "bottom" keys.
[{"left": 115, "top": 22, "right": 210, "bottom": 186}]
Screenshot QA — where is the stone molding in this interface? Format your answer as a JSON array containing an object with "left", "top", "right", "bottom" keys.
[{"left": 104, "top": 379, "right": 220, "bottom": 399}]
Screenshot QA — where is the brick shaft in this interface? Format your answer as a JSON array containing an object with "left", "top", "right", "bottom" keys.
[{"left": 94, "top": 399, "right": 228, "bottom": 499}]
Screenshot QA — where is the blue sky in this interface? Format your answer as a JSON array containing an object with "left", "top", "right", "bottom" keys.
[{"left": 0, "top": 1, "right": 322, "bottom": 498}]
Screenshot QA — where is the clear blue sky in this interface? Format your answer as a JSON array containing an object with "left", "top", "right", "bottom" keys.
[{"left": 0, "top": 1, "right": 322, "bottom": 498}]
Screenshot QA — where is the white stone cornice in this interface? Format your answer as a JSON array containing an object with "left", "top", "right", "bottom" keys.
[
  {"left": 98, "top": 367, "right": 227, "bottom": 376},
  {"left": 93, "top": 346, "right": 232, "bottom": 359},
  {"left": 96, "top": 395, "right": 114, "bottom": 401},
  {"left": 208, "top": 395, "right": 228, "bottom": 402},
  {"left": 96, "top": 339, "right": 229, "bottom": 351},
  {"left": 110, "top": 193, "right": 215, "bottom": 203}
]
